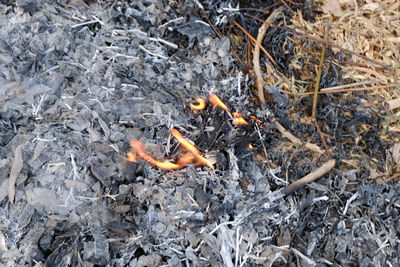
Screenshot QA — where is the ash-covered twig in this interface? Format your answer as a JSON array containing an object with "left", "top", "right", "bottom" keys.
[{"left": 253, "top": 7, "right": 283, "bottom": 103}]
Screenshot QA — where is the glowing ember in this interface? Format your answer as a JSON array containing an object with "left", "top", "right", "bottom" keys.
[
  {"left": 127, "top": 129, "right": 214, "bottom": 170},
  {"left": 232, "top": 112, "right": 250, "bottom": 126},
  {"left": 189, "top": 97, "right": 207, "bottom": 111},
  {"left": 209, "top": 94, "right": 230, "bottom": 112}
]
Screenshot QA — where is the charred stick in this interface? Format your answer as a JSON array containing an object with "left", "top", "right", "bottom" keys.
[{"left": 267, "top": 159, "right": 336, "bottom": 202}]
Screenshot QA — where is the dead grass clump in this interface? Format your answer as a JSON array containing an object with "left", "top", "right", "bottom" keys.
[{"left": 291, "top": 0, "right": 399, "bottom": 87}]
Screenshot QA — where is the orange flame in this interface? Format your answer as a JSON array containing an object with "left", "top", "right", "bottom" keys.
[
  {"left": 208, "top": 94, "right": 253, "bottom": 127},
  {"left": 127, "top": 129, "right": 214, "bottom": 170},
  {"left": 209, "top": 94, "right": 230, "bottom": 112},
  {"left": 190, "top": 97, "right": 207, "bottom": 111},
  {"left": 127, "top": 140, "right": 182, "bottom": 170},
  {"left": 232, "top": 112, "right": 250, "bottom": 126},
  {"left": 171, "top": 128, "right": 214, "bottom": 169},
  {"left": 249, "top": 115, "right": 263, "bottom": 124},
  {"left": 128, "top": 94, "right": 265, "bottom": 170}
]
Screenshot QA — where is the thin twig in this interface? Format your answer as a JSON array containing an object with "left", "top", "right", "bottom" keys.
[
  {"left": 253, "top": 7, "right": 284, "bottom": 103},
  {"left": 320, "top": 80, "right": 379, "bottom": 91},
  {"left": 279, "top": 0, "right": 294, "bottom": 14},
  {"left": 272, "top": 118, "right": 324, "bottom": 154},
  {"left": 229, "top": 17, "right": 277, "bottom": 65},
  {"left": 312, "top": 27, "right": 328, "bottom": 120},
  {"left": 281, "top": 84, "right": 400, "bottom": 95},
  {"left": 282, "top": 159, "right": 336, "bottom": 195},
  {"left": 312, "top": 26, "right": 330, "bottom": 155}
]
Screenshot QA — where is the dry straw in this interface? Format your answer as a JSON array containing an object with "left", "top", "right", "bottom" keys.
[{"left": 292, "top": 0, "right": 399, "bottom": 87}]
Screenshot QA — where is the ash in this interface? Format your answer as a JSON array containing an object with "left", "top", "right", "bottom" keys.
[{"left": 0, "top": 1, "right": 398, "bottom": 266}]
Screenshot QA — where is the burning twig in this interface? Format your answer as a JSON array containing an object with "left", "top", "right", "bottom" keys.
[
  {"left": 202, "top": 94, "right": 324, "bottom": 154},
  {"left": 171, "top": 128, "right": 214, "bottom": 169},
  {"left": 209, "top": 94, "right": 253, "bottom": 126},
  {"left": 127, "top": 128, "right": 214, "bottom": 170},
  {"left": 232, "top": 112, "right": 250, "bottom": 126},
  {"left": 127, "top": 140, "right": 182, "bottom": 170},
  {"left": 253, "top": 7, "right": 283, "bottom": 103},
  {"left": 209, "top": 94, "right": 231, "bottom": 112}
]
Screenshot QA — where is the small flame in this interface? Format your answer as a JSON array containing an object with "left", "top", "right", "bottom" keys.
[
  {"left": 176, "top": 153, "right": 197, "bottom": 166},
  {"left": 127, "top": 129, "right": 214, "bottom": 170},
  {"left": 190, "top": 97, "right": 207, "bottom": 111},
  {"left": 128, "top": 94, "right": 266, "bottom": 170},
  {"left": 249, "top": 115, "right": 263, "bottom": 124},
  {"left": 209, "top": 94, "right": 230, "bottom": 112},
  {"left": 232, "top": 112, "right": 250, "bottom": 126},
  {"left": 171, "top": 128, "right": 214, "bottom": 169},
  {"left": 127, "top": 140, "right": 182, "bottom": 170}
]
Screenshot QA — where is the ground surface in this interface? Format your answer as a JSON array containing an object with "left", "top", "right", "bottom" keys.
[{"left": 0, "top": 1, "right": 399, "bottom": 266}]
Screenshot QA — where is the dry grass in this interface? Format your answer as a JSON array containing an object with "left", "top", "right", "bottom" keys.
[{"left": 291, "top": 0, "right": 399, "bottom": 94}]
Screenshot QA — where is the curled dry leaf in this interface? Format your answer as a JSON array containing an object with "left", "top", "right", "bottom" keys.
[{"left": 8, "top": 144, "right": 24, "bottom": 204}]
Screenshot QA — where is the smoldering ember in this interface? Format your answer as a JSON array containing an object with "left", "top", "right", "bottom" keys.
[{"left": 0, "top": 0, "right": 399, "bottom": 266}]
